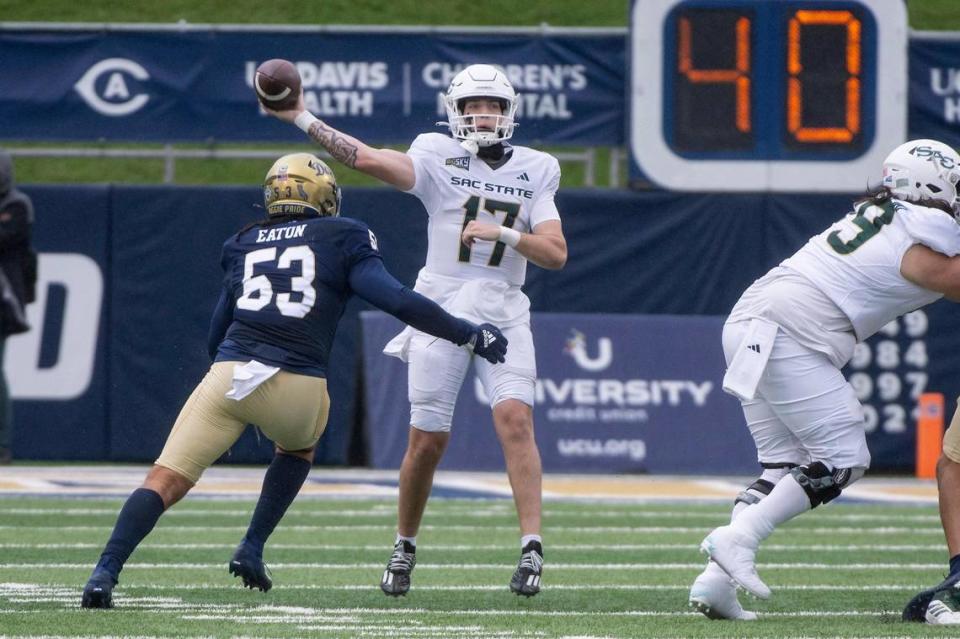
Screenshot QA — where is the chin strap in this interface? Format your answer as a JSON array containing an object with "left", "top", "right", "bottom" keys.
[{"left": 459, "top": 139, "right": 480, "bottom": 155}]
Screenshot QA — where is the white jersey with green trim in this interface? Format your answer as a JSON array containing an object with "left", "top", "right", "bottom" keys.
[
  {"left": 403, "top": 132, "right": 561, "bottom": 288},
  {"left": 781, "top": 199, "right": 960, "bottom": 341}
]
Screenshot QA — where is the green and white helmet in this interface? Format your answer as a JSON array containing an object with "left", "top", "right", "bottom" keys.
[{"left": 882, "top": 139, "right": 960, "bottom": 219}]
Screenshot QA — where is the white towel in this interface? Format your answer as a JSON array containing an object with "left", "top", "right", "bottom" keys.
[
  {"left": 225, "top": 360, "right": 281, "bottom": 401},
  {"left": 722, "top": 318, "right": 779, "bottom": 402}
]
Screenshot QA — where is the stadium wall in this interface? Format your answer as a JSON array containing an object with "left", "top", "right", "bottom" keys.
[{"left": 7, "top": 185, "right": 958, "bottom": 473}]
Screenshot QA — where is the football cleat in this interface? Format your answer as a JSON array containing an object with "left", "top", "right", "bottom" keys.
[
  {"left": 229, "top": 543, "right": 273, "bottom": 592},
  {"left": 380, "top": 540, "right": 416, "bottom": 596},
  {"left": 904, "top": 572, "right": 960, "bottom": 622},
  {"left": 926, "top": 586, "right": 960, "bottom": 625},
  {"left": 80, "top": 568, "right": 117, "bottom": 609},
  {"left": 509, "top": 541, "right": 543, "bottom": 597},
  {"left": 689, "top": 561, "right": 758, "bottom": 620},
  {"left": 700, "top": 525, "right": 770, "bottom": 600}
]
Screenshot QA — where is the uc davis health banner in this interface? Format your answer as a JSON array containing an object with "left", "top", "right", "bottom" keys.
[
  {"left": 361, "top": 311, "right": 758, "bottom": 475},
  {"left": 0, "top": 27, "right": 625, "bottom": 145},
  {"left": 909, "top": 35, "right": 960, "bottom": 148}
]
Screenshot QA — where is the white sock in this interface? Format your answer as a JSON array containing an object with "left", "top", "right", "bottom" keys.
[
  {"left": 521, "top": 534, "right": 542, "bottom": 550},
  {"left": 396, "top": 533, "right": 416, "bottom": 548},
  {"left": 730, "top": 473, "right": 812, "bottom": 543}
]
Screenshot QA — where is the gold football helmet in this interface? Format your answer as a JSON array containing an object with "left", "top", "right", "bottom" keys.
[{"left": 263, "top": 153, "right": 340, "bottom": 217}]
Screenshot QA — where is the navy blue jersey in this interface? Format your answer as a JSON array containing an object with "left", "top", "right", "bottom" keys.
[
  {"left": 215, "top": 216, "right": 379, "bottom": 376},
  {"left": 210, "top": 215, "right": 474, "bottom": 377}
]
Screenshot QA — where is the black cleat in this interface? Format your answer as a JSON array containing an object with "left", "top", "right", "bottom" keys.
[
  {"left": 380, "top": 540, "right": 416, "bottom": 596},
  {"left": 229, "top": 543, "right": 272, "bottom": 592},
  {"left": 904, "top": 572, "right": 960, "bottom": 621},
  {"left": 81, "top": 568, "right": 117, "bottom": 609},
  {"left": 510, "top": 541, "right": 543, "bottom": 597}
]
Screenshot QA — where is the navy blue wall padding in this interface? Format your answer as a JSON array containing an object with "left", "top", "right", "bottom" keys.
[{"left": 11, "top": 185, "right": 958, "bottom": 472}]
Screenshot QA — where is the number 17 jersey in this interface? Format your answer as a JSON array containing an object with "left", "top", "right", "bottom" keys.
[{"left": 404, "top": 133, "right": 562, "bottom": 287}]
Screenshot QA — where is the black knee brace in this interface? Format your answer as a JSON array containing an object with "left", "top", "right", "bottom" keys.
[
  {"left": 734, "top": 478, "right": 775, "bottom": 507},
  {"left": 734, "top": 462, "right": 797, "bottom": 507},
  {"left": 791, "top": 462, "right": 852, "bottom": 508}
]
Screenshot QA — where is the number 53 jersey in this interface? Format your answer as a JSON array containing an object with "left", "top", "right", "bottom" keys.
[
  {"left": 781, "top": 199, "right": 960, "bottom": 341},
  {"left": 216, "top": 216, "right": 380, "bottom": 377},
  {"left": 404, "top": 133, "right": 562, "bottom": 288}
]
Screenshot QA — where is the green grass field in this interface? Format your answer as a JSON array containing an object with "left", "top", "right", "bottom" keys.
[{"left": 0, "top": 494, "right": 952, "bottom": 638}]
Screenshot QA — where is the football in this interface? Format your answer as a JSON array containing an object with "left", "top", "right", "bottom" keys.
[{"left": 254, "top": 59, "right": 301, "bottom": 111}]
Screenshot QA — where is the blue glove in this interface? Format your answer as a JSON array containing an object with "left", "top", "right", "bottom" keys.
[{"left": 467, "top": 323, "right": 508, "bottom": 364}]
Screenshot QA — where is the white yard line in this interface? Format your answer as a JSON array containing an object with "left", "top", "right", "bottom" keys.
[
  {"left": 0, "top": 507, "right": 941, "bottom": 523},
  {"left": 0, "top": 562, "right": 949, "bottom": 570},
  {"left": 0, "top": 542, "right": 945, "bottom": 552},
  {"left": 1, "top": 581, "right": 929, "bottom": 591},
  {"left": 0, "top": 524, "right": 946, "bottom": 534}
]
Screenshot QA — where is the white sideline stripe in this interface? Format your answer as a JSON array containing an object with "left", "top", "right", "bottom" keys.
[
  {"left": 0, "top": 506, "right": 940, "bottom": 523},
  {"left": 0, "top": 542, "right": 945, "bottom": 552},
  {"left": 23, "top": 582, "right": 928, "bottom": 591},
  {"left": 159, "top": 606, "right": 932, "bottom": 617},
  {"left": 0, "top": 524, "right": 945, "bottom": 534},
  {"left": 0, "top": 562, "right": 948, "bottom": 570}
]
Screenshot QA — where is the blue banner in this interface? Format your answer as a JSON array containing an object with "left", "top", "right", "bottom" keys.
[
  {"left": 909, "top": 36, "right": 960, "bottom": 149},
  {"left": 0, "top": 28, "right": 625, "bottom": 145},
  {"left": 2, "top": 26, "right": 960, "bottom": 152},
  {"left": 362, "top": 312, "right": 758, "bottom": 474}
]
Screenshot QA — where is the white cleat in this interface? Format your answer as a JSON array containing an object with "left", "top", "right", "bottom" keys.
[
  {"left": 926, "top": 588, "right": 960, "bottom": 625},
  {"left": 700, "top": 525, "right": 771, "bottom": 600},
  {"left": 689, "top": 562, "right": 758, "bottom": 620}
]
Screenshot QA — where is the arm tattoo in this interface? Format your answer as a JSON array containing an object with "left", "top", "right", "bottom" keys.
[{"left": 308, "top": 121, "right": 359, "bottom": 168}]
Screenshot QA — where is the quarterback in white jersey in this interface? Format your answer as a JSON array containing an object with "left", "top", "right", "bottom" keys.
[
  {"left": 690, "top": 139, "right": 960, "bottom": 622},
  {"left": 268, "top": 64, "right": 567, "bottom": 598}
]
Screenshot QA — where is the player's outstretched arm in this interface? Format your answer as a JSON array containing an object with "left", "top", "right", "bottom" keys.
[
  {"left": 266, "top": 91, "right": 415, "bottom": 191},
  {"left": 461, "top": 219, "right": 567, "bottom": 270},
  {"left": 348, "top": 257, "right": 508, "bottom": 364},
  {"left": 901, "top": 243, "right": 960, "bottom": 301}
]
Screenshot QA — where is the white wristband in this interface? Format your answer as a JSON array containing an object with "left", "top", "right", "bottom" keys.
[
  {"left": 498, "top": 226, "right": 522, "bottom": 248},
  {"left": 294, "top": 111, "right": 319, "bottom": 134}
]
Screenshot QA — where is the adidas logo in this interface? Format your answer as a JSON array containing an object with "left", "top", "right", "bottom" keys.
[
  {"left": 747, "top": 344, "right": 761, "bottom": 353},
  {"left": 483, "top": 330, "right": 497, "bottom": 348},
  {"left": 517, "top": 172, "right": 530, "bottom": 182}
]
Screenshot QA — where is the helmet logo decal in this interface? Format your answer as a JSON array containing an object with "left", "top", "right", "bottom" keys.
[{"left": 908, "top": 144, "right": 958, "bottom": 170}]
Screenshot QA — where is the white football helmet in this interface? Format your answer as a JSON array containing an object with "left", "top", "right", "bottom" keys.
[
  {"left": 881, "top": 139, "right": 960, "bottom": 219},
  {"left": 442, "top": 64, "right": 518, "bottom": 149}
]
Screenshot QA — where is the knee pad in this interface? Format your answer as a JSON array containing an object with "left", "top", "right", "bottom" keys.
[
  {"left": 409, "top": 408, "right": 453, "bottom": 433},
  {"left": 791, "top": 462, "right": 864, "bottom": 508},
  {"left": 735, "top": 463, "right": 795, "bottom": 507}
]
